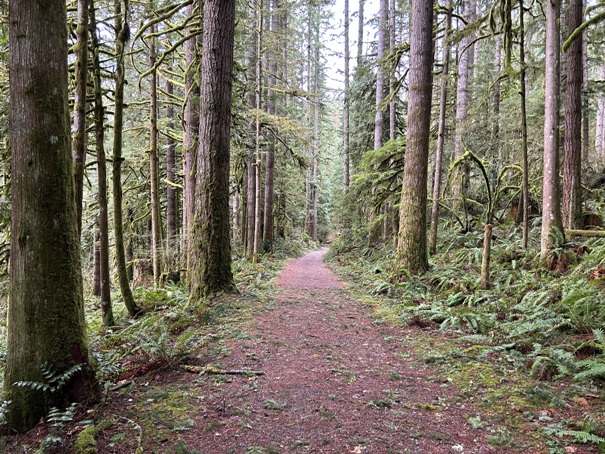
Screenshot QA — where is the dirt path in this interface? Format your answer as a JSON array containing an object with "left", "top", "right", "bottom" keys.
[{"left": 172, "top": 248, "right": 495, "bottom": 453}]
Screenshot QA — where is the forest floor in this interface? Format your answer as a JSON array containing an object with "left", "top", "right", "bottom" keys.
[{"left": 5, "top": 248, "right": 600, "bottom": 453}]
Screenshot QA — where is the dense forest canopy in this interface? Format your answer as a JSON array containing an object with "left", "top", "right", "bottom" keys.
[{"left": 3, "top": 0, "right": 605, "bottom": 449}]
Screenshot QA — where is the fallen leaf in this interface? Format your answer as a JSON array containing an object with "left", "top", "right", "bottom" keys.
[{"left": 564, "top": 447, "right": 578, "bottom": 453}]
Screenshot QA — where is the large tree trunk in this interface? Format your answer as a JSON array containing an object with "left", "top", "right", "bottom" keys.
[
  {"left": 165, "top": 78, "right": 178, "bottom": 248},
  {"left": 91, "top": 2, "right": 114, "bottom": 326},
  {"left": 72, "top": 0, "right": 89, "bottom": 236},
  {"left": 563, "top": 0, "right": 584, "bottom": 230},
  {"left": 263, "top": 0, "right": 280, "bottom": 252},
  {"left": 396, "top": 0, "right": 434, "bottom": 274},
  {"left": 373, "top": 0, "right": 387, "bottom": 151},
  {"left": 452, "top": 0, "right": 471, "bottom": 216},
  {"left": 312, "top": 9, "right": 320, "bottom": 242},
  {"left": 189, "top": 0, "right": 237, "bottom": 298},
  {"left": 541, "top": 0, "right": 565, "bottom": 258},
  {"left": 389, "top": 0, "right": 396, "bottom": 141},
  {"left": 429, "top": 0, "right": 452, "bottom": 255},
  {"left": 253, "top": 0, "right": 264, "bottom": 261},
  {"left": 182, "top": 2, "right": 200, "bottom": 274},
  {"left": 112, "top": 0, "right": 140, "bottom": 316},
  {"left": 6, "top": 0, "right": 96, "bottom": 432},
  {"left": 245, "top": 1, "right": 258, "bottom": 258},
  {"left": 343, "top": 0, "right": 350, "bottom": 188},
  {"left": 520, "top": 0, "right": 530, "bottom": 249},
  {"left": 148, "top": 25, "right": 163, "bottom": 284},
  {"left": 596, "top": 64, "right": 605, "bottom": 166}
]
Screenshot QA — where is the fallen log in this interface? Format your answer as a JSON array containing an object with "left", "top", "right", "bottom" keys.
[{"left": 565, "top": 229, "right": 605, "bottom": 238}]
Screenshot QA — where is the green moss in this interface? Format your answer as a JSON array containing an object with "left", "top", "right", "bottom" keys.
[{"left": 74, "top": 425, "right": 97, "bottom": 454}]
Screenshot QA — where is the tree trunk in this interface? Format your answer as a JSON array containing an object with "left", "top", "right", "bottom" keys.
[
  {"left": 429, "top": 0, "right": 451, "bottom": 255},
  {"left": 343, "top": 0, "right": 350, "bottom": 188},
  {"left": 520, "top": 0, "right": 530, "bottom": 249},
  {"left": 91, "top": 2, "right": 114, "bottom": 326},
  {"left": 245, "top": 1, "right": 257, "bottom": 258},
  {"left": 396, "top": 0, "right": 434, "bottom": 274},
  {"left": 357, "top": 0, "right": 364, "bottom": 66},
  {"left": 6, "top": 0, "right": 96, "bottom": 431},
  {"left": 182, "top": 2, "right": 200, "bottom": 276},
  {"left": 189, "top": 0, "right": 237, "bottom": 298},
  {"left": 148, "top": 24, "right": 163, "bottom": 284},
  {"left": 113, "top": 0, "right": 140, "bottom": 316},
  {"left": 453, "top": 0, "right": 471, "bottom": 216},
  {"left": 93, "top": 227, "right": 101, "bottom": 296},
  {"left": 596, "top": 64, "right": 605, "bottom": 167},
  {"left": 562, "top": 0, "right": 583, "bottom": 230},
  {"left": 389, "top": 0, "right": 396, "bottom": 141},
  {"left": 253, "top": 0, "right": 264, "bottom": 261},
  {"left": 581, "top": 4, "right": 589, "bottom": 166},
  {"left": 165, "top": 78, "right": 178, "bottom": 248},
  {"left": 540, "top": 0, "right": 565, "bottom": 258},
  {"left": 480, "top": 224, "right": 492, "bottom": 289},
  {"left": 263, "top": 0, "right": 280, "bottom": 252},
  {"left": 373, "top": 0, "right": 387, "bottom": 151},
  {"left": 72, "top": 0, "right": 89, "bottom": 236},
  {"left": 312, "top": 9, "right": 320, "bottom": 242}
]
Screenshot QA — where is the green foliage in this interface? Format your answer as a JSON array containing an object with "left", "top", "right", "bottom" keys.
[{"left": 13, "top": 363, "right": 83, "bottom": 394}]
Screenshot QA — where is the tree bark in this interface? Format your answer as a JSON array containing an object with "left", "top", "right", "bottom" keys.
[
  {"left": 357, "top": 0, "right": 364, "bottom": 66},
  {"left": 429, "top": 0, "right": 452, "bottom": 255},
  {"left": 373, "top": 0, "right": 387, "bottom": 152},
  {"left": 148, "top": 24, "right": 163, "bottom": 284},
  {"left": 343, "top": 0, "right": 350, "bottom": 188},
  {"left": 562, "top": 0, "right": 584, "bottom": 230},
  {"left": 112, "top": 0, "right": 140, "bottom": 316},
  {"left": 253, "top": 0, "right": 264, "bottom": 261},
  {"left": 6, "top": 0, "right": 96, "bottom": 431},
  {"left": 189, "top": 0, "right": 237, "bottom": 298},
  {"left": 245, "top": 1, "right": 257, "bottom": 258},
  {"left": 396, "top": 0, "right": 434, "bottom": 274},
  {"left": 182, "top": 2, "right": 200, "bottom": 276},
  {"left": 519, "top": 0, "right": 530, "bottom": 249},
  {"left": 596, "top": 64, "right": 605, "bottom": 166},
  {"left": 389, "top": 0, "right": 396, "bottom": 141},
  {"left": 453, "top": 0, "right": 471, "bottom": 215},
  {"left": 540, "top": 0, "right": 565, "bottom": 258},
  {"left": 91, "top": 1, "right": 114, "bottom": 326},
  {"left": 263, "top": 0, "right": 280, "bottom": 252},
  {"left": 165, "top": 78, "right": 178, "bottom": 247},
  {"left": 312, "top": 9, "right": 320, "bottom": 242},
  {"left": 72, "top": 0, "right": 89, "bottom": 236}
]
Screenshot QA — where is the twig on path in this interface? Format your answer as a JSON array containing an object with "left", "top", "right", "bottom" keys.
[{"left": 182, "top": 364, "right": 265, "bottom": 376}]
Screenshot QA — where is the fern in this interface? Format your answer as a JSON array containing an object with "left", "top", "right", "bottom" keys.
[
  {"left": 574, "top": 359, "right": 605, "bottom": 381},
  {"left": 13, "top": 363, "right": 82, "bottom": 394},
  {"left": 552, "top": 429, "right": 605, "bottom": 445}
]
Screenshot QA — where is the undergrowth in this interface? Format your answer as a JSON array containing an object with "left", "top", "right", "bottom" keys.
[{"left": 328, "top": 224, "right": 605, "bottom": 452}]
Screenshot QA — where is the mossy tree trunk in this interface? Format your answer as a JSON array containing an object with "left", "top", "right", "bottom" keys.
[
  {"left": 519, "top": 0, "right": 530, "bottom": 249},
  {"left": 245, "top": 0, "right": 257, "bottom": 259},
  {"left": 165, "top": 77, "right": 178, "bottom": 249},
  {"left": 72, "top": 0, "right": 89, "bottom": 236},
  {"left": 396, "top": 0, "right": 434, "bottom": 274},
  {"left": 190, "top": 0, "right": 237, "bottom": 299},
  {"left": 6, "top": 0, "right": 96, "bottom": 432},
  {"left": 562, "top": 0, "right": 583, "bottom": 230},
  {"left": 113, "top": 0, "right": 140, "bottom": 317},
  {"left": 148, "top": 23, "right": 163, "bottom": 285},
  {"left": 343, "top": 0, "right": 350, "bottom": 188},
  {"left": 429, "top": 0, "right": 452, "bottom": 255},
  {"left": 182, "top": 2, "right": 200, "bottom": 276},
  {"left": 91, "top": 0, "right": 115, "bottom": 326},
  {"left": 540, "top": 0, "right": 565, "bottom": 258}
]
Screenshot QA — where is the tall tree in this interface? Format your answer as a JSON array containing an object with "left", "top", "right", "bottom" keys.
[
  {"left": 541, "top": 0, "right": 565, "bottom": 258},
  {"left": 357, "top": 0, "right": 364, "bottom": 65},
  {"left": 343, "top": 0, "right": 350, "bottom": 187},
  {"left": 165, "top": 77, "right": 178, "bottom": 246},
  {"left": 263, "top": 0, "right": 280, "bottom": 251},
  {"left": 189, "top": 0, "right": 237, "bottom": 298},
  {"left": 72, "top": 0, "right": 89, "bottom": 236},
  {"left": 519, "top": 0, "right": 530, "bottom": 249},
  {"left": 148, "top": 23, "right": 163, "bottom": 284},
  {"left": 182, "top": 3, "right": 200, "bottom": 272},
  {"left": 6, "top": 0, "right": 96, "bottom": 431},
  {"left": 452, "top": 0, "right": 471, "bottom": 215},
  {"left": 113, "top": 0, "right": 140, "bottom": 316},
  {"left": 245, "top": 1, "right": 257, "bottom": 258},
  {"left": 253, "top": 0, "right": 264, "bottom": 261},
  {"left": 91, "top": 0, "right": 114, "bottom": 326},
  {"left": 429, "top": 0, "right": 452, "bottom": 255},
  {"left": 373, "top": 0, "right": 387, "bottom": 151},
  {"left": 396, "top": 0, "right": 434, "bottom": 273},
  {"left": 562, "top": 0, "right": 584, "bottom": 229}
]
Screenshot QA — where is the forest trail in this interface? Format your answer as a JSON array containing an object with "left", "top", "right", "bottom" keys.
[{"left": 167, "top": 248, "right": 497, "bottom": 453}]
